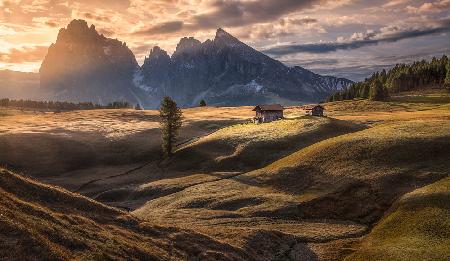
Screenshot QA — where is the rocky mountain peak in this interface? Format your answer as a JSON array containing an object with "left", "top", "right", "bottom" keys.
[
  {"left": 214, "top": 28, "right": 241, "bottom": 46},
  {"left": 57, "top": 19, "right": 101, "bottom": 43},
  {"left": 148, "top": 46, "right": 169, "bottom": 60},
  {"left": 174, "top": 37, "right": 202, "bottom": 56},
  {"left": 39, "top": 19, "right": 141, "bottom": 105}
]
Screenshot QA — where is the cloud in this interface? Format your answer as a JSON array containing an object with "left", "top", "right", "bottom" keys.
[
  {"left": 44, "top": 20, "right": 59, "bottom": 28},
  {"left": 189, "top": 0, "right": 323, "bottom": 30},
  {"left": 382, "top": 0, "right": 411, "bottom": 8},
  {"left": 264, "top": 19, "right": 450, "bottom": 55},
  {"left": 0, "top": 45, "right": 48, "bottom": 63},
  {"left": 81, "top": 12, "right": 111, "bottom": 22},
  {"left": 133, "top": 21, "right": 184, "bottom": 35},
  {"left": 405, "top": 1, "right": 449, "bottom": 14}
]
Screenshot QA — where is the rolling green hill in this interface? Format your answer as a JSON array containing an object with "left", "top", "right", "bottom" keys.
[
  {"left": 347, "top": 178, "right": 450, "bottom": 260},
  {"left": 134, "top": 119, "right": 450, "bottom": 260},
  {"left": 171, "top": 117, "right": 364, "bottom": 172}
]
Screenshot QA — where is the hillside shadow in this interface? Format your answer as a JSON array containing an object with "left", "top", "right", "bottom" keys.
[{"left": 242, "top": 230, "right": 318, "bottom": 261}]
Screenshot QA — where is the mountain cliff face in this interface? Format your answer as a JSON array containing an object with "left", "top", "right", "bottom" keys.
[
  {"left": 139, "top": 28, "right": 352, "bottom": 107},
  {"left": 39, "top": 19, "right": 144, "bottom": 104},
  {"left": 39, "top": 20, "right": 351, "bottom": 108}
]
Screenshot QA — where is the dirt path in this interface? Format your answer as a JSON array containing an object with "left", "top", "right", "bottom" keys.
[{"left": 74, "top": 161, "right": 154, "bottom": 193}]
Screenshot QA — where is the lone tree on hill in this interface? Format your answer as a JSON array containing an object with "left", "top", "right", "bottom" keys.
[
  {"left": 159, "top": 97, "right": 182, "bottom": 158},
  {"left": 199, "top": 99, "right": 206, "bottom": 107}
]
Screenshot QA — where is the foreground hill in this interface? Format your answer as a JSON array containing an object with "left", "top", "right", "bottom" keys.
[
  {"left": 0, "top": 168, "right": 250, "bottom": 260},
  {"left": 134, "top": 119, "right": 450, "bottom": 259},
  {"left": 348, "top": 177, "right": 450, "bottom": 260}
]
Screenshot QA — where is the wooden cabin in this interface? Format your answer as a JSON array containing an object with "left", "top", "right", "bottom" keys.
[
  {"left": 304, "top": 105, "right": 324, "bottom": 116},
  {"left": 253, "top": 104, "right": 284, "bottom": 123}
]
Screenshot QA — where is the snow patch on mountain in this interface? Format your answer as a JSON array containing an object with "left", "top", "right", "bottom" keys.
[
  {"left": 244, "top": 80, "right": 264, "bottom": 92},
  {"left": 133, "top": 70, "right": 154, "bottom": 93}
]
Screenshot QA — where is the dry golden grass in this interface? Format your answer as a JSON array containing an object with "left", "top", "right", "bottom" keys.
[
  {"left": 1, "top": 90, "right": 449, "bottom": 260},
  {"left": 0, "top": 107, "right": 251, "bottom": 178},
  {"left": 347, "top": 178, "right": 450, "bottom": 261},
  {"left": 0, "top": 168, "right": 251, "bottom": 260},
  {"left": 170, "top": 117, "right": 364, "bottom": 172},
  {"left": 133, "top": 119, "right": 450, "bottom": 259},
  {"left": 322, "top": 89, "right": 450, "bottom": 125}
]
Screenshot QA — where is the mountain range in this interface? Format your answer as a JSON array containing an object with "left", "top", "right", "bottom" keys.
[{"left": 5, "top": 20, "right": 353, "bottom": 108}]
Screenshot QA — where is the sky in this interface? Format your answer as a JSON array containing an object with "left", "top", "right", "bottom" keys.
[{"left": 0, "top": 0, "right": 449, "bottom": 81}]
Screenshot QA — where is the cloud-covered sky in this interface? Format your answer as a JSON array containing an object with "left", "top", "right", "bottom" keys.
[{"left": 0, "top": 0, "right": 449, "bottom": 80}]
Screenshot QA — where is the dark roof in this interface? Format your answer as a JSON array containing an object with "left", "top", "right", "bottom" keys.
[
  {"left": 304, "top": 105, "right": 324, "bottom": 110},
  {"left": 253, "top": 104, "right": 284, "bottom": 111}
]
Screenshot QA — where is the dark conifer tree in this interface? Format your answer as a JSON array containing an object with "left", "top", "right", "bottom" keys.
[
  {"left": 159, "top": 97, "right": 183, "bottom": 158},
  {"left": 445, "top": 60, "right": 450, "bottom": 90},
  {"left": 370, "top": 79, "right": 385, "bottom": 101}
]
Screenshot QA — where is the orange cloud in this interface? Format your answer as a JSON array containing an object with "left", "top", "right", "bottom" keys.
[{"left": 0, "top": 46, "right": 48, "bottom": 63}]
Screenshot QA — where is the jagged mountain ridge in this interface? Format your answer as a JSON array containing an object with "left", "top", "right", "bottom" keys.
[
  {"left": 38, "top": 20, "right": 352, "bottom": 108},
  {"left": 138, "top": 28, "right": 352, "bottom": 107}
]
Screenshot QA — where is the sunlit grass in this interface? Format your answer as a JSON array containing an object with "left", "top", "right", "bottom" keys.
[{"left": 347, "top": 178, "right": 450, "bottom": 260}]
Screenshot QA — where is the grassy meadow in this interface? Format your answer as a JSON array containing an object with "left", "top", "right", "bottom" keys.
[{"left": 0, "top": 89, "right": 449, "bottom": 260}]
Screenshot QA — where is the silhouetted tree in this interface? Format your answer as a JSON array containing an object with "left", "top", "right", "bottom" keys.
[
  {"left": 199, "top": 100, "right": 206, "bottom": 107},
  {"left": 159, "top": 97, "right": 182, "bottom": 158}
]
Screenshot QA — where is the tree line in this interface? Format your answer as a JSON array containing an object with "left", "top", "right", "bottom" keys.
[
  {"left": 327, "top": 55, "right": 450, "bottom": 102},
  {"left": 0, "top": 98, "right": 132, "bottom": 111}
]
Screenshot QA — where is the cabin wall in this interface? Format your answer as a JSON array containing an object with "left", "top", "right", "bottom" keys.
[
  {"left": 312, "top": 108, "right": 323, "bottom": 116},
  {"left": 306, "top": 108, "right": 324, "bottom": 116},
  {"left": 261, "top": 111, "right": 283, "bottom": 122},
  {"left": 254, "top": 109, "right": 283, "bottom": 123}
]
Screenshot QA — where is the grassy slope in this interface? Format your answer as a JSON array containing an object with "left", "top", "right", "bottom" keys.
[
  {"left": 101, "top": 117, "right": 362, "bottom": 210},
  {"left": 137, "top": 120, "right": 449, "bottom": 223},
  {"left": 171, "top": 117, "right": 364, "bottom": 172},
  {"left": 0, "top": 168, "right": 251, "bottom": 260},
  {"left": 134, "top": 118, "right": 449, "bottom": 260},
  {"left": 0, "top": 108, "right": 251, "bottom": 177},
  {"left": 347, "top": 177, "right": 450, "bottom": 261},
  {"left": 1, "top": 91, "right": 449, "bottom": 260},
  {"left": 246, "top": 120, "right": 450, "bottom": 223}
]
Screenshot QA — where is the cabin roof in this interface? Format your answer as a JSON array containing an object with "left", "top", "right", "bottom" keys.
[
  {"left": 252, "top": 104, "right": 284, "bottom": 111},
  {"left": 303, "top": 104, "right": 325, "bottom": 110}
]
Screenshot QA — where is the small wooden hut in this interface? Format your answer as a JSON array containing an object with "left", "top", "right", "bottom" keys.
[
  {"left": 304, "top": 105, "right": 324, "bottom": 116},
  {"left": 252, "top": 104, "right": 284, "bottom": 123}
]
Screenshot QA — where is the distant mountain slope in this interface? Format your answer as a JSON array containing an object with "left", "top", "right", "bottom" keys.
[
  {"left": 39, "top": 19, "right": 145, "bottom": 105},
  {"left": 0, "top": 70, "right": 39, "bottom": 99},
  {"left": 0, "top": 168, "right": 250, "bottom": 260},
  {"left": 140, "top": 29, "right": 352, "bottom": 107}
]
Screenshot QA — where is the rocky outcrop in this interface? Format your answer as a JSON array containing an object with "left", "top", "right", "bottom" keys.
[{"left": 39, "top": 19, "right": 144, "bottom": 105}]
